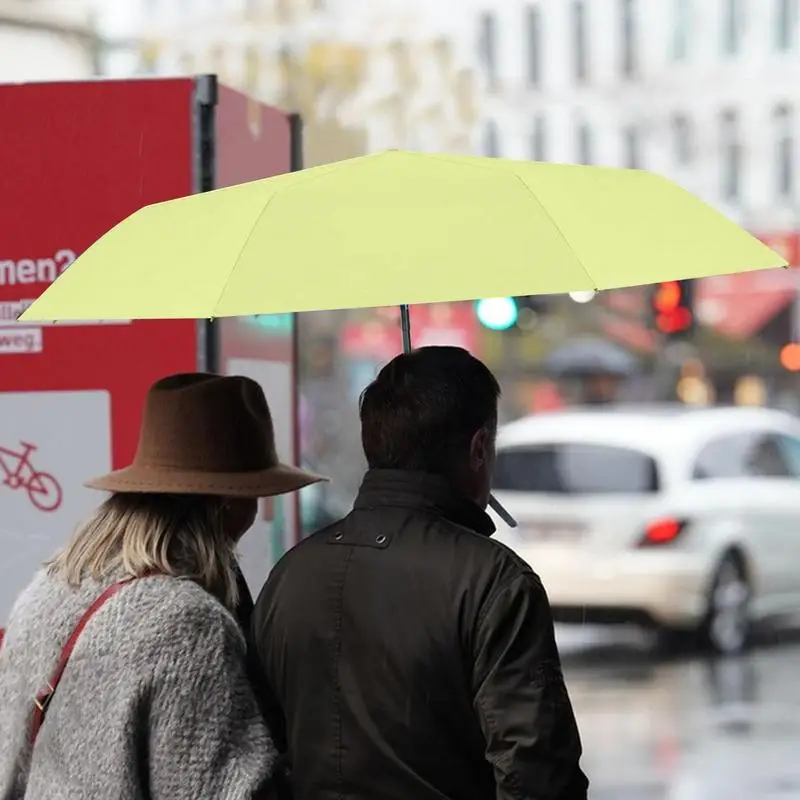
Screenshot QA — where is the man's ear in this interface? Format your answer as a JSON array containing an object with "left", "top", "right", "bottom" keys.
[{"left": 469, "top": 427, "right": 489, "bottom": 471}]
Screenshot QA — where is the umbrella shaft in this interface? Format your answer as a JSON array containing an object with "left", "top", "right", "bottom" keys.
[{"left": 400, "top": 304, "right": 412, "bottom": 353}]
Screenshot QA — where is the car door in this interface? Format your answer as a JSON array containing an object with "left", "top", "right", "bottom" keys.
[
  {"left": 692, "top": 431, "right": 790, "bottom": 602},
  {"left": 770, "top": 432, "right": 800, "bottom": 602},
  {"left": 740, "top": 431, "right": 800, "bottom": 603}
]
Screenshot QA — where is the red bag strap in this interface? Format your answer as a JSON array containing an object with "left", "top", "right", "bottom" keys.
[{"left": 30, "top": 574, "right": 157, "bottom": 747}]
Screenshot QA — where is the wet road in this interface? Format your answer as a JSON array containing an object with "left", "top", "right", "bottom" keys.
[{"left": 556, "top": 625, "right": 800, "bottom": 799}]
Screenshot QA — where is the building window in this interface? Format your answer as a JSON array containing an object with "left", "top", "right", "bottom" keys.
[
  {"left": 672, "top": 0, "right": 692, "bottom": 59},
  {"left": 526, "top": 6, "right": 542, "bottom": 86},
  {"left": 775, "top": 0, "right": 797, "bottom": 50},
  {"left": 672, "top": 114, "right": 693, "bottom": 164},
  {"left": 484, "top": 120, "right": 501, "bottom": 157},
  {"left": 623, "top": 125, "right": 641, "bottom": 168},
  {"left": 720, "top": 109, "right": 742, "bottom": 201},
  {"left": 479, "top": 13, "right": 498, "bottom": 87},
  {"left": 621, "top": 0, "right": 637, "bottom": 77},
  {"left": 722, "top": 0, "right": 744, "bottom": 55},
  {"left": 577, "top": 122, "right": 593, "bottom": 164},
  {"left": 572, "top": 1, "right": 588, "bottom": 82},
  {"left": 775, "top": 105, "right": 794, "bottom": 198},
  {"left": 530, "top": 115, "right": 547, "bottom": 160}
]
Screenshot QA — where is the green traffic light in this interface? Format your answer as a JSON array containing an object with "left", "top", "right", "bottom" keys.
[
  {"left": 475, "top": 298, "right": 518, "bottom": 331},
  {"left": 248, "top": 314, "right": 293, "bottom": 333}
]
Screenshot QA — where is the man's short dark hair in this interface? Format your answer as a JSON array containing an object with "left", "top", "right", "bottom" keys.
[{"left": 359, "top": 346, "right": 501, "bottom": 474}]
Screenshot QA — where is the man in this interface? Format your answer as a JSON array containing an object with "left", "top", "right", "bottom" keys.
[{"left": 251, "top": 346, "right": 588, "bottom": 800}]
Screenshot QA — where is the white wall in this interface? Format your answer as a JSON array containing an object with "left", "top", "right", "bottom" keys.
[
  {"left": 0, "top": 28, "right": 92, "bottom": 81},
  {"left": 0, "top": 0, "right": 97, "bottom": 81},
  {"left": 131, "top": 0, "right": 482, "bottom": 155}
]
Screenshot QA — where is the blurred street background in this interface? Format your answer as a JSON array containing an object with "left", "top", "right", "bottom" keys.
[{"left": 5, "top": 0, "right": 800, "bottom": 796}]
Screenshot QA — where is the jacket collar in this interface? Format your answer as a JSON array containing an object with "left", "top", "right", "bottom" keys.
[{"left": 353, "top": 469, "right": 496, "bottom": 537}]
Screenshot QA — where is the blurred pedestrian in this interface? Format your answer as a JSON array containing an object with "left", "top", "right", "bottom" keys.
[
  {"left": 0, "top": 373, "right": 323, "bottom": 800},
  {"left": 580, "top": 372, "right": 620, "bottom": 405},
  {"left": 250, "top": 346, "right": 589, "bottom": 800}
]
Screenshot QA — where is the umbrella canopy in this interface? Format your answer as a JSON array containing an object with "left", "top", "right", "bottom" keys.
[
  {"left": 20, "top": 150, "right": 786, "bottom": 323},
  {"left": 545, "top": 337, "right": 639, "bottom": 378}
]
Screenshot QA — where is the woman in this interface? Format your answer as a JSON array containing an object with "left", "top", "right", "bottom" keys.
[{"left": 0, "top": 373, "right": 324, "bottom": 799}]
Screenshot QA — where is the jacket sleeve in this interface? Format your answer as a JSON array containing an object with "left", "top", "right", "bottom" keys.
[
  {"left": 147, "top": 601, "right": 277, "bottom": 800},
  {"left": 471, "top": 571, "right": 589, "bottom": 800}
]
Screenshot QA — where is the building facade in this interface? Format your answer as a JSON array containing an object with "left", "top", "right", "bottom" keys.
[
  {"left": 0, "top": 0, "right": 99, "bottom": 81},
  {"left": 474, "top": 0, "right": 800, "bottom": 230}
]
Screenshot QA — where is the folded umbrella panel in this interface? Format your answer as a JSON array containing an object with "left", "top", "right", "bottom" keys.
[
  {"left": 507, "top": 161, "right": 787, "bottom": 289},
  {"left": 19, "top": 171, "right": 297, "bottom": 321}
]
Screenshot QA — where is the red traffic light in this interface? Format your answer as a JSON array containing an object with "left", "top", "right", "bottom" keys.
[{"left": 652, "top": 281, "right": 693, "bottom": 334}]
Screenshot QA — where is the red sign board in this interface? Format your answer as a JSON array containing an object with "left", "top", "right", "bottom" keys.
[
  {"left": 0, "top": 79, "right": 199, "bottom": 468},
  {"left": 0, "top": 79, "right": 205, "bottom": 620},
  {"left": 0, "top": 78, "right": 299, "bottom": 617}
]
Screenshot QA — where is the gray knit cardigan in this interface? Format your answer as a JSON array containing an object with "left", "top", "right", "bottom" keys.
[{"left": 0, "top": 569, "right": 276, "bottom": 799}]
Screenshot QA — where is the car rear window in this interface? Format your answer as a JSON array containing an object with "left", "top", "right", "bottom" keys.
[{"left": 493, "top": 443, "right": 660, "bottom": 494}]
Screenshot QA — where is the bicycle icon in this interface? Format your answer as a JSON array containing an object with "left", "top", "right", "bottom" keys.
[{"left": 0, "top": 440, "right": 63, "bottom": 512}]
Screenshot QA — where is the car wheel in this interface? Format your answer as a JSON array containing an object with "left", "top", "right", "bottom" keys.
[{"left": 699, "top": 552, "right": 751, "bottom": 656}]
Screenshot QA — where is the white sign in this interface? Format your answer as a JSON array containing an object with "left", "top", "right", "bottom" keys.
[
  {"left": 0, "top": 391, "right": 112, "bottom": 622},
  {"left": 0, "top": 327, "right": 42, "bottom": 354},
  {"left": 0, "top": 300, "right": 133, "bottom": 327}
]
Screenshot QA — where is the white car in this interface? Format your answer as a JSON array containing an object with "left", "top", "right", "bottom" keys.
[{"left": 490, "top": 405, "right": 800, "bottom": 655}]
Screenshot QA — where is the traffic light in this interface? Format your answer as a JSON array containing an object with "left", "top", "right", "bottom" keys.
[
  {"left": 650, "top": 280, "right": 695, "bottom": 338},
  {"left": 246, "top": 313, "right": 293, "bottom": 333},
  {"left": 780, "top": 343, "right": 800, "bottom": 371},
  {"left": 475, "top": 296, "right": 547, "bottom": 331},
  {"left": 475, "top": 298, "right": 518, "bottom": 331}
]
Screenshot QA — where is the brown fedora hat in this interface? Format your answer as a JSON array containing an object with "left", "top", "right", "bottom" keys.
[{"left": 86, "top": 373, "right": 326, "bottom": 497}]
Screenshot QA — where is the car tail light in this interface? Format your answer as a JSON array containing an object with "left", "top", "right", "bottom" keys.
[{"left": 638, "top": 517, "right": 688, "bottom": 547}]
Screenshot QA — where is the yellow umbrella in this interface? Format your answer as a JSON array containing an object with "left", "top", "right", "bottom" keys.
[
  {"left": 19, "top": 150, "right": 787, "bottom": 529},
  {"left": 20, "top": 150, "right": 786, "bottom": 323}
]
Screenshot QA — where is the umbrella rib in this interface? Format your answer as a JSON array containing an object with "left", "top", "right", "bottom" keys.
[
  {"left": 212, "top": 191, "right": 281, "bottom": 318},
  {"left": 410, "top": 153, "right": 599, "bottom": 292},
  {"left": 510, "top": 174, "right": 598, "bottom": 292},
  {"left": 212, "top": 152, "right": 392, "bottom": 316}
]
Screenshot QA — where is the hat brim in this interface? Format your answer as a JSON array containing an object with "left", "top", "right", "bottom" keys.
[{"left": 85, "top": 463, "right": 327, "bottom": 498}]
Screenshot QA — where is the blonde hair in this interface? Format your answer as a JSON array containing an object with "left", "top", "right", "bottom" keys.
[{"left": 47, "top": 493, "right": 240, "bottom": 609}]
